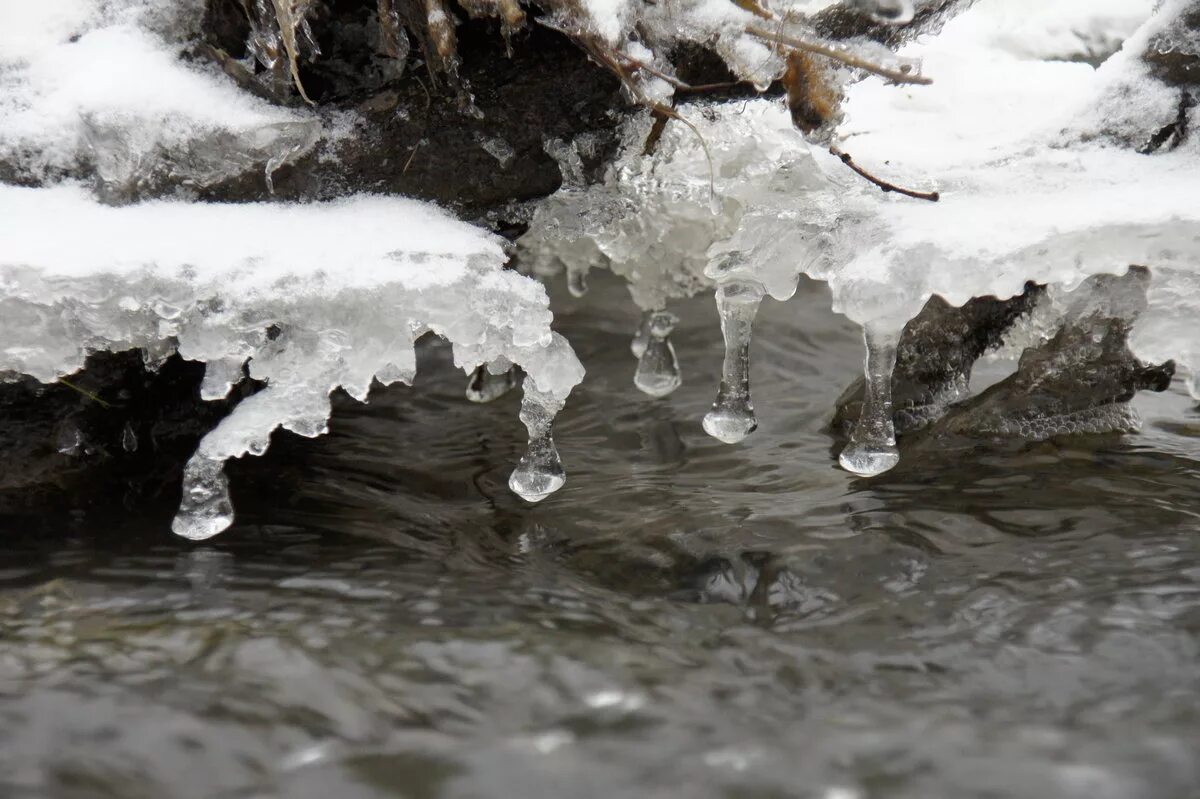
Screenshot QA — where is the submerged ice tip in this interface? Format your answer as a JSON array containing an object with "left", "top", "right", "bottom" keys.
[{"left": 838, "top": 443, "right": 899, "bottom": 476}]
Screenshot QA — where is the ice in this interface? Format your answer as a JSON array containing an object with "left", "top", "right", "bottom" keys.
[
  {"left": 0, "top": 0, "right": 321, "bottom": 199},
  {"left": 703, "top": 280, "right": 764, "bottom": 445},
  {"left": 466, "top": 363, "right": 519, "bottom": 403},
  {"left": 508, "top": 386, "right": 567, "bottom": 503},
  {"left": 522, "top": 0, "right": 1200, "bottom": 473},
  {"left": 633, "top": 311, "right": 683, "bottom": 398},
  {"left": 838, "top": 323, "right": 901, "bottom": 476},
  {"left": 0, "top": 184, "right": 584, "bottom": 537}
]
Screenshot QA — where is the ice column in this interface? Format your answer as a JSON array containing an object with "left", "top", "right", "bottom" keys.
[
  {"left": 703, "top": 280, "right": 764, "bottom": 444},
  {"left": 173, "top": 456, "right": 235, "bottom": 541},
  {"left": 466, "top": 362, "right": 518, "bottom": 403},
  {"left": 634, "top": 310, "right": 683, "bottom": 398},
  {"left": 508, "top": 384, "right": 567, "bottom": 502},
  {"left": 631, "top": 311, "right": 652, "bottom": 357},
  {"left": 839, "top": 322, "right": 901, "bottom": 476}
]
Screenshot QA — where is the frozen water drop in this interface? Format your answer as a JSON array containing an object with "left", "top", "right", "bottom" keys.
[
  {"left": 121, "top": 422, "right": 138, "bottom": 453},
  {"left": 567, "top": 268, "right": 589, "bottom": 298},
  {"left": 703, "top": 281, "right": 764, "bottom": 444},
  {"left": 508, "top": 388, "right": 566, "bottom": 503},
  {"left": 634, "top": 310, "right": 682, "bottom": 398},
  {"left": 839, "top": 323, "right": 901, "bottom": 476},
  {"left": 466, "top": 363, "right": 517, "bottom": 403},
  {"left": 173, "top": 456, "right": 235, "bottom": 540}
]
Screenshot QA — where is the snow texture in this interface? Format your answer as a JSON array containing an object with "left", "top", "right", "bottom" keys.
[{"left": 0, "top": 0, "right": 319, "bottom": 199}]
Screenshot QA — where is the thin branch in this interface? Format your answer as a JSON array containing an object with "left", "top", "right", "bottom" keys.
[
  {"left": 746, "top": 24, "right": 932, "bottom": 85},
  {"left": 829, "top": 146, "right": 939, "bottom": 202}
]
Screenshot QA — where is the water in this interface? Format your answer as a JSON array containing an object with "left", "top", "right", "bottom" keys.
[{"left": 1, "top": 274, "right": 1199, "bottom": 798}]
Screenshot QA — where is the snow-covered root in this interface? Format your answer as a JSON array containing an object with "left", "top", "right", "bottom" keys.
[
  {"left": 703, "top": 280, "right": 764, "bottom": 445},
  {"left": 838, "top": 323, "right": 902, "bottom": 477}
]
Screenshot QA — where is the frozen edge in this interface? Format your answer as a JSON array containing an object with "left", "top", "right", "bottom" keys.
[{"left": 0, "top": 185, "right": 585, "bottom": 538}]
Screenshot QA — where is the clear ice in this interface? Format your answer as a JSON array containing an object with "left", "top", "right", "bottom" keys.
[
  {"left": 703, "top": 281, "right": 764, "bottom": 444},
  {"left": 633, "top": 310, "right": 683, "bottom": 398},
  {"left": 839, "top": 324, "right": 901, "bottom": 477},
  {"left": 0, "top": 185, "right": 585, "bottom": 538},
  {"left": 466, "top": 363, "right": 518, "bottom": 403},
  {"left": 508, "top": 386, "right": 567, "bottom": 502}
]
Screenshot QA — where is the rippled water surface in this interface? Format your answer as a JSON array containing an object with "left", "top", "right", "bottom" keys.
[{"left": 2, "top": 275, "right": 1199, "bottom": 798}]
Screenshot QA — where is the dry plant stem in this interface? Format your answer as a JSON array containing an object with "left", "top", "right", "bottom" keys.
[
  {"left": 270, "top": 0, "right": 316, "bottom": 104},
  {"left": 829, "top": 146, "right": 940, "bottom": 202},
  {"left": 746, "top": 24, "right": 933, "bottom": 85}
]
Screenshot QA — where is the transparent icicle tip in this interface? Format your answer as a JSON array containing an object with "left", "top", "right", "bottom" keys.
[
  {"left": 508, "top": 387, "right": 567, "bottom": 502},
  {"left": 703, "top": 280, "right": 764, "bottom": 444},
  {"left": 838, "top": 323, "right": 901, "bottom": 477},
  {"left": 634, "top": 310, "right": 682, "bottom": 398}
]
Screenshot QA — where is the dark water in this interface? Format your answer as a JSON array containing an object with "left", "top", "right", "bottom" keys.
[{"left": 2, "top": 275, "right": 1198, "bottom": 799}]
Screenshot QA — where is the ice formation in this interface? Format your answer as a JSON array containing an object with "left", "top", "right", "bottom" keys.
[
  {"left": 521, "top": 0, "right": 1200, "bottom": 474},
  {"left": 2, "top": 0, "right": 1198, "bottom": 536},
  {"left": 0, "top": 185, "right": 583, "bottom": 538}
]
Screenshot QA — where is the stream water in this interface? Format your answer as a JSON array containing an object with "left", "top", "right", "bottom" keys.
[{"left": 1, "top": 274, "right": 1198, "bottom": 799}]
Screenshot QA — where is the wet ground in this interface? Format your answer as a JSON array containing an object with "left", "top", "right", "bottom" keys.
[{"left": 2, "top": 274, "right": 1198, "bottom": 799}]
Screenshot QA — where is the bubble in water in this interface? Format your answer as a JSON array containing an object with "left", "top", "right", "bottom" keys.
[
  {"left": 703, "top": 281, "right": 764, "bottom": 444},
  {"left": 466, "top": 363, "right": 517, "bottom": 403},
  {"left": 839, "top": 323, "right": 901, "bottom": 476},
  {"left": 634, "top": 310, "right": 682, "bottom": 398},
  {"left": 172, "top": 456, "right": 235, "bottom": 540},
  {"left": 508, "top": 388, "right": 566, "bottom": 502}
]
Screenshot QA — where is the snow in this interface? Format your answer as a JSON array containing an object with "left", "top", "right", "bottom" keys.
[{"left": 0, "top": 0, "right": 317, "bottom": 196}]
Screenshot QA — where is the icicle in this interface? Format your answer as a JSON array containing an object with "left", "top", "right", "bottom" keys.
[
  {"left": 466, "top": 363, "right": 517, "bottom": 403},
  {"left": 839, "top": 322, "right": 901, "bottom": 476},
  {"left": 508, "top": 386, "right": 566, "bottom": 502},
  {"left": 567, "top": 268, "right": 589, "bottom": 298},
  {"left": 634, "top": 310, "right": 682, "bottom": 398},
  {"left": 703, "top": 280, "right": 764, "bottom": 444},
  {"left": 631, "top": 310, "right": 652, "bottom": 357},
  {"left": 172, "top": 455, "right": 235, "bottom": 540}
]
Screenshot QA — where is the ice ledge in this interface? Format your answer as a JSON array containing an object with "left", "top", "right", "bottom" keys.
[{"left": 0, "top": 185, "right": 585, "bottom": 538}]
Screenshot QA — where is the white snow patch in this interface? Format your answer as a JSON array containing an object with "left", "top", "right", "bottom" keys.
[{"left": 0, "top": 0, "right": 318, "bottom": 194}]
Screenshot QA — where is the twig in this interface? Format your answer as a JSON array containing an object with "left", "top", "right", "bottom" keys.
[
  {"left": 58, "top": 378, "right": 115, "bottom": 408},
  {"left": 746, "top": 24, "right": 932, "bottom": 85},
  {"left": 829, "top": 146, "right": 939, "bottom": 202}
]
